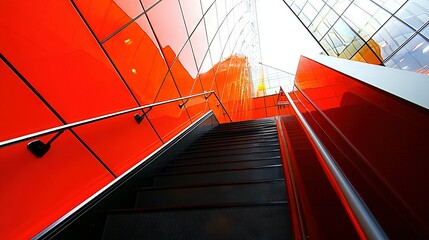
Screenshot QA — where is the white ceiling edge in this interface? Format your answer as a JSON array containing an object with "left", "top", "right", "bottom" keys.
[{"left": 303, "top": 54, "right": 429, "bottom": 110}]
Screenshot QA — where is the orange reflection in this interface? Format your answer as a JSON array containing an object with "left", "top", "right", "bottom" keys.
[{"left": 351, "top": 39, "right": 382, "bottom": 65}]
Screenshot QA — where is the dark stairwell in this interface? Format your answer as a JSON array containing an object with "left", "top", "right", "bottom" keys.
[{"left": 50, "top": 117, "right": 293, "bottom": 239}]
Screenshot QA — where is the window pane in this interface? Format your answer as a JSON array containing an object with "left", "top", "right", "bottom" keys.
[
  {"left": 385, "top": 34, "right": 429, "bottom": 74},
  {"left": 301, "top": 3, "right": 318, "bottom": 25},
  {"left": 343, "top": 0, "right": 391, "bottom": 41},
  {"left": 371, "top": 0, "right": 407, "bottom": 14},
  {"left": 351, "top": 43, "right": 382, "bottom": 65},
  {"left": 421, "top": 24, "right": 429, "bottom": 39},
  {"left": 310, "top": 6, "right": 339, "bottom": 40},
  {"left": 396, "top": 0, "right": 429, "bottom": 31},
  {"left": 329, "top": 0, "right": 352, "bottom": 15},
  {"left": 322, "top": 18, "right": 358, "bottom": 55},
  {"left": 339, "top": 37, "right": 365, "bottom": 59},
  {"left": 373, "top": 17, "right": 415, "bottom": 59}
]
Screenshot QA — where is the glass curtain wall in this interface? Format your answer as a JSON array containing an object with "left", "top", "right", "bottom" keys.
[{"left": 283, "top": 0, "right": 429, "bottom": 74}]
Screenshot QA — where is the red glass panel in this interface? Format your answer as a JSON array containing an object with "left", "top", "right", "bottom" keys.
[
  {"left": 149, "top": 73, "right": 192, "bottom": 141},
  {"left": 0, "top": 60, "right": 61, "bottom": 141},
  {"left": 191, "top": 23, "right": 211, "bottom": 70},
  {"left": 167, "top": 42, "right": 198, "bottom": 97},
  {"left": 0, "top": 0, "right": 138, "bottom": 122},
  {"left": 102, "top": 15, "right": 168, "bottom": 105},
  {"left": 186, "top": 77, "right": 207, "bottom": 121},
  {"left": 0, "top": 131, "right": 113, "bottom": 239},
  {"left": 73, "top": 113, "right": 163, "bottom": 176},
  {"left": 294, "top": 56, "right": 429, "bottom": 238},
  {"left": 73, "top": 0, "right": 143, "bottom": 41},
  {"left": 178, "top": 0, "right": 203, "bottom": 33},
  {"left": 145, "top": 0, "right": 188, "bottom": 59}
]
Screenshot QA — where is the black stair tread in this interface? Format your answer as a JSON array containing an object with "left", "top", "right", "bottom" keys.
[
  {"left": 135, "top": 180, "right": 287, "bottom": 208},
  {"left": 103, "top": 204, "right": 291, "bottom": 240},
  {"left": 198, "top": 128, "right": 278, "bottom": 138},
  {"left": 169, "top": 156, "right": 282, "bottom": 167},
  {"left": 215, "top": 119, "right": 275, "bottom": 126},
  {"left": 199, "top": 128, "right": 278, "bottom": 138},
  {"left": 174, "top": 150, "right": 281, "bottom": 163},
  {"left": 208, "top": 123, "right": 276, "bottom": 131},
  {"left": 153, "top": 166, "right": 285, "bottom": 187},
  {"left": 165, "top": 158, "right": 282, "bottom": 173},
  {"left": 186, "top": 138, "right": 280, "bottom": 150},
  {"left": 181, "top": 142, "right": 280, "bottom": 154},
  {"left": 179, "top": 145, "right": 280, "bottom": 157},
  {"left": 191, "top": 135, "right": 279, "bottom": 146}
]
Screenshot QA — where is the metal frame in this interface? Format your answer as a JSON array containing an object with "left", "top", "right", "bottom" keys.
[
  {"left": 285, "top": 92, "right": 388, "bottom": 240},
  {"left": 0, "top": 91, "right": 231, "bottom": 149}
]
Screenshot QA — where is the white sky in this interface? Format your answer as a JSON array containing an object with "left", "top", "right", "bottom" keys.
[{"left": 255, "top": 0, "right": 323, "bottom": 74}]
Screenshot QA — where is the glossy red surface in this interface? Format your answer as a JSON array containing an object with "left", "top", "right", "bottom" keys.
[
  {"left": 293, "top": 56, "right": 429, "bottom": 238},
  {"left": 0, "top": 60, "right": 113, "bottom": 239},
  {"left": 0, "top": 0, "right": 258, "bottom": 238}
]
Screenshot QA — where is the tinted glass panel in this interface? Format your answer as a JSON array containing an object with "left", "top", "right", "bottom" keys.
[
  {"left": 373, "top": 17, "right": 414, "bottom": 59},
  {"left": 396, "top": 0, "right": 429, "bottom": 30}
]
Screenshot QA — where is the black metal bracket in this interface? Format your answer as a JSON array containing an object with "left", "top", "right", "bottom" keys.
[
  {"left": 178, "top": 99, "right": 189, "bottom": 109},
  {"left": 134, "top": 107, "right": 152, "bottom": 124},
  {"left": 27, "top": 130, "right": 64, "bottom": 158},
  {"left": 204, "top": 93, "right": 211, "bottom": 100}
]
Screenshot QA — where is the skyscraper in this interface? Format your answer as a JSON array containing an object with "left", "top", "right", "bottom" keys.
[{"left": 283, "top": 0, "right": 429, "bottom": 74}]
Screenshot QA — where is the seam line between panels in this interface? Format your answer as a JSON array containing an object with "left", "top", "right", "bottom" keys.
[
  {"left": 0, "top": 54, "right": 117, "bottom": 178},
  {"left": 205, "top": 1, "right": 245, "bottom": 93},
  {"left": 71, "top": 0, "right": 166, "bottom": 144},
  {"left": 139, "top": 1, "right": 193, "bottom": 123},
  {"left": 177, "top": 0, "right": 206, "bottom": 107},
  {"left": 69, "top": 1, "right": 149, "bottom": 113},
  {"left": 100, "top": 0, "right": 162, "bottom": 44}
]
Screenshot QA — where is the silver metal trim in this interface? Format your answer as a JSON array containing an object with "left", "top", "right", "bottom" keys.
[
  {"left": 285, "top": 92, "right": 388, "bottom": 240},
  {"left": 1, "top": 91, "right": 231, "bottom": 148},
  {"left": 32, "top": 110, "right": 215, "bottom": 239}
]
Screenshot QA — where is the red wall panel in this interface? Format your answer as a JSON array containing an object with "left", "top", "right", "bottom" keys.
[
  {"left": 294, "top": 56, "right": 429, "bottom": 238},
  {"left": 0, "top": 60, "right": 114, "bottom": 239}
]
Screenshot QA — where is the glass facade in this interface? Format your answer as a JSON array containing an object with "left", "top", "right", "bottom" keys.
[{"left": 285, "top": 0, "right": 429, "bottom": 74}]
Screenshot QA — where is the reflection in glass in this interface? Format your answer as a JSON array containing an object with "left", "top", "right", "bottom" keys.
[
  {"left": 351, "top": 41, "right": 382, "bottom": 64},
  {"left": 395, "top": 0, "right": 429, "bottom": 30},
  {"left": 321, "top": 18, "right": 358, "bottom": 56},
  {"left": 385, "top": 34, "right": 429, "bottom": 74},
  {"left": 371, "top": 0, "right": 407, "bottom": 14},
  {"left": 309, "top": 6, "right": 338, "bottom": 40},
  {"left": 329, "top": 0, "right": 352, "bottom": 15},
  {"left": 343, "top": 0, "right": 390, "bottom": 41},
  {"left": 373, "top": 17, "right": 414, "bottom": 59},
  {"left": 421, "top": 24, "right": 429, "bottom": 39}
]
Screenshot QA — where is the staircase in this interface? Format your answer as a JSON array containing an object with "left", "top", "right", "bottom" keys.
[{"left": 101, "top": 118, "right": 292, "bottom": 239}]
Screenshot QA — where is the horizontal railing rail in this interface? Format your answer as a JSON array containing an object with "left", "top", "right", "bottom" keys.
[
  {"left": 285, "top": 92, "right": 387, "bottom": 240},
  {"left": 0, "top": 91, "right": 232, "bottom": 151}
]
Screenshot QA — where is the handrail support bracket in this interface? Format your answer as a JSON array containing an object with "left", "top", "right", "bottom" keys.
[{"left": 27, "top": 130, "right": 64, "bottom": 158}]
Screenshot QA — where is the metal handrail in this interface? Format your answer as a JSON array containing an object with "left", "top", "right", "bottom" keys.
[
  {"left": 0, "top": 90, "right": 231, "bottom": 149},
  {"left": 285, "top": 92, "right": 388, "bottom": 240}
]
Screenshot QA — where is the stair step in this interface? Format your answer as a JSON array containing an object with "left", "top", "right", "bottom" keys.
[
  {"left": 165, "top": 158, "right": 282, "bottom": 173},
  {"left": 182, "top": 142, "right": 279, "bottom": 154},
  {"left": 192, "top": 135, "right": 279, "bottom": 146},
  {"left": 136, "top": 180, "right": 287, "bottom": 208},
  {"left": 174, "top": 150, "right": 281, "bottom": 164},
  {"left": 103, "top": 204, "right": 291, "bottom": 240},
  {"left": 208, "top": 123, "right": 276, "bottom": 132},
  {"left": 186, "top": 138, "right": 279, "bottom": 150},
  {"left": 197, "top": 129, "right": 278, "bottom": 141},
  {"left": 179, "top": 144, "right": 280, "bottom": 157},
  {"left": 153, "top": 165, "right": 284, "bottom": 187}
]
